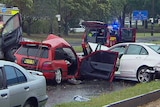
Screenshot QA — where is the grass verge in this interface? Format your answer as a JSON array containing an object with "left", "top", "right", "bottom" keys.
[{"left": 55, "top": 81, "right": 160, "bottom": 107}]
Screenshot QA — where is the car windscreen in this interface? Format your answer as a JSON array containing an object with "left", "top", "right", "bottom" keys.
[
  {"left": 17, "top": 45, "right": 49, "bottom": 58},
  {"left": 86, "top": 28, "right": 107, "bottom": 44},
  {"left": 148, "top": 45, "right": 160, "bottom": 54},
  {"left": 87, "top": 28, "right": 106, "bottom": 37}
]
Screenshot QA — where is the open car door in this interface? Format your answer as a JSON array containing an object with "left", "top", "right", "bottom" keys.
[
  {"left": 119, "top": 28, "right": 136, "bottom": 42},
  {"left": 1, "top": 13, "right": 22, "bottom": 61},
  {"left": 80, "top": 50, "right": 118, "bottom": 82},
  {"left": 81, "top": 21, "right": 109, "bottom": 56}
]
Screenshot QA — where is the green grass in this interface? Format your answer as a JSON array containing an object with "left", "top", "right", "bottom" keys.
[
  {"left": 137, "top": 33, "right": 160, "bottom": 38},
  {"left": 72, "top": 46, "right": 82, "bottom": 52},
  {"left": 55, "top": 81, "right": 160, "bottom": 107}
]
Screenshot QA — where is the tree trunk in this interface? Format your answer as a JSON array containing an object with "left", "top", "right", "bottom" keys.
[
  {"left": 26, "top": 18, "right": 32, "bottom": 36},
  {"left": 63, "top": 21, "right": 69, "bottom": 36},
  {"left": 49, "top": 19, "right": 54, "bottom": 34}
]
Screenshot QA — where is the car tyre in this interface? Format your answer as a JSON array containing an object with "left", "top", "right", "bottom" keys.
[
  {"left": 55, "top": 69, "right": 62, "bottom": 84},
  {"left": 137, "top": 67, "right": 152, "bottom": 83},
  {"left": 23, "top": 100, "right": 34, "bottom": 107},
  {"left": 5, "top": 45, "right": 19, "bottom": 62}
]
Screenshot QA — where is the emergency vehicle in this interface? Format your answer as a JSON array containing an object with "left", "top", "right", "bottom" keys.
[
  {"left": 81, "top": 21, "right": 136, "bottom": 56},
  {"left": 0, "top": 3, "right": 22, "bottom": 61}
]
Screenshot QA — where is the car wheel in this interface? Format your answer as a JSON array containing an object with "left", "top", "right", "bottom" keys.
[
  {"left": 137, "top": 67, "right": 152, "bottom": 83},
  {"left": 5, "top": 45, "right": 19, "bottom": 62},
  {"left": 55, "top": 69, "right": 62, "bottom": 84},
  {"left": 23, "top": 101, "right": 34, "bottom": 107}
]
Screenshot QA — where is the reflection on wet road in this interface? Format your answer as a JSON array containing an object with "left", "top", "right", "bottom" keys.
[{"left": 45, "top": 79, "right": 137, "bottom": 107}]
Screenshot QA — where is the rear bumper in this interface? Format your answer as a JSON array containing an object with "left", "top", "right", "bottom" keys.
[
  {"left": 43, "top": 72, "right": 55, "bottom": 80},
  {"left": 39, "top": 95, "right": 48, "bottom": 107}
]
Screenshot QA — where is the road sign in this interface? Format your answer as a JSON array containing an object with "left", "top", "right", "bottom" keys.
[
  {"left": 133, "top": 10, "right": 148, "bottom": 20},
  {"left": 1, "top": 7, "right": 6, "bottom": 13}
]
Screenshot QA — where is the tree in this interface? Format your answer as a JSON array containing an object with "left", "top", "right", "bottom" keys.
[
  {"left": 5, "top": 0, "right": 35, "bottom": 35},
  {"left": 59, "top": 0, "right": 112, "bottom": 36}
]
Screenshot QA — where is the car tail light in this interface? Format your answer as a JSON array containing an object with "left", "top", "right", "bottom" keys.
[{"left": 42, "top": 61, "right": 53, "bottom": 71}]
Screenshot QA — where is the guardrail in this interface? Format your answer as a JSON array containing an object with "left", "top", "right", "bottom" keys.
[{"left": 103, "top": 89, "right": 160, "bottom": 107}]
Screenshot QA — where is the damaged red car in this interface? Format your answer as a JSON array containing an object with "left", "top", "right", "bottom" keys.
[{"left": 14, "top": 34, "right": 118, "bottom": 84}]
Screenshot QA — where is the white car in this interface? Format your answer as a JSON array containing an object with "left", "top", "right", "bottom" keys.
[
  {"left": 0, "top": 60, "right": 48, "bottom": 107},
  {"left": 89, "top": 42, "right": 160, "bottom": 82},
  {"left": 69, "top": 25, "right": 85, "bottom": 33}
]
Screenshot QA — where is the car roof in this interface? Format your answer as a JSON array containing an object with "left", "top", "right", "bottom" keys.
[
  {"left": 42, "top": 34, "right": 71, "bottom": 48},
  {"left": 0, "top": 60, "right": 17, "bottom": 67},
  {"left": 21, "top": 34, "right": 71, "bottom": 48},
  {"left": 82, "top": 21, "right": 108, "bottom": 28},
  {"left": 114, "top": 42, "right": 156, "bottom": 46}
]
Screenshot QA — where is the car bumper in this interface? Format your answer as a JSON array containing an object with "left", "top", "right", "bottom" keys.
[
  {"left": 43, "top": 72, "right": 56, "bottom": 79},
  {"left": 39, "top": 95, "right": 48, "bottom": 107}
]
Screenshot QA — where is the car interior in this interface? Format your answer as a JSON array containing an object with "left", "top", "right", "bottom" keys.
[
  {"left": 55, "top": 47, "right": 78, "bottom": 75},
  {"left": 80, "top": 51, "right": 118, "bottom": 80},
  {"left": 86, "top": 28, "right": 107, "bottom": 45}
]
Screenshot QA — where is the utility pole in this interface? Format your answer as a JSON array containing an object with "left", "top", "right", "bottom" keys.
[
  {"left": 151, "top": 0, "right": 154, "bottom": 36},
  {"left": 58, "top": 0, "right": 61, "bottom": 36}
]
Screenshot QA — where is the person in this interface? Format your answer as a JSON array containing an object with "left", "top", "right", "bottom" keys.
[
  {"left": 0, "top": 16, "right": 4, "bottom": 31},
  {"left": 88, "top": 31, "right": 94, "bottom": 37}
]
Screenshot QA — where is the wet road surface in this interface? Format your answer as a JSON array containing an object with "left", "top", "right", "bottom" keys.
[{"left": 45, "top": 79, "right": 136, "bottom": 107}]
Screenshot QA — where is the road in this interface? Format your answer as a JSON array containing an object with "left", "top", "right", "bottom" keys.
[{"left": 45, "top": 79, "right": 136, "bottom": 107}]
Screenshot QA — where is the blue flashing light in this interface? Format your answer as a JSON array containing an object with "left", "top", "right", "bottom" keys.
[{"left": 112, "top": 24, "right": 119, "bottom": 30}]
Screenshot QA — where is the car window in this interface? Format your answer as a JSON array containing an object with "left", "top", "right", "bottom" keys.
[
  {"left": 4, "top": 66, "right": 27, "bottom": 86},
  {"left": 148, "top": 45, "right": 160, "bottom": 53},
  {"left": 17, "top": 45, "right": 49, "bottom": 58},
  {"left": 87, "top": 28, "right": 106, "bottom": 37},
  {"left": 55, "top": 47, "right": 76, "bottom": 60},
  {"left": 126, "top": 44, "right": 148, "bottom": 55},
  {"left": 140, "top": 47, "right": 148, "bottom": 55},
  {"left": 63, "top": 48, "right": 76, "bottom": 59},
  {"left": 110, "top": 45, "right": 126, "bottom": 55},
  {"left": 15, "top": 68, "right": 27, "bottom": 83},
  {"left": 55, "top": 48, "right": 66, "bottom": 60},
  {"left": 0, "top": 68, "right": 4, "bottom": 89},
  {"left": 2, "top": 14, "right": 20, "bottom": 35}
]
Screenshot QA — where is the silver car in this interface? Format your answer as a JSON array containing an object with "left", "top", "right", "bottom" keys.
[{"left": 0, "top": 60, "right": 48, "bottom": 107}]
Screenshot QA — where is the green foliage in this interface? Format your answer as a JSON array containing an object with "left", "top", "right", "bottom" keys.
[{"left": 2, "top": 0, "right": 160, "bottom": 35}]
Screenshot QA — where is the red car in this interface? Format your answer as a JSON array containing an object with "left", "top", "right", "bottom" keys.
[{"left": 14, "top": 34, "right": 118, "bottom": 84}]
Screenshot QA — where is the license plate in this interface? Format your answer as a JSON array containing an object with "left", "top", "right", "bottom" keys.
[
  {"left": 24, "top": 59, "right": 35, "bottom": 65},
  {"left": 110, "top": 37, "right": 116, "bottom": 41}
]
